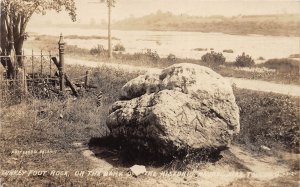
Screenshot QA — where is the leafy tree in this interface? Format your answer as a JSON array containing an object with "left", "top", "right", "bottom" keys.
[{"left": 0, "top": 0, "right": 77, "bottom": 78}]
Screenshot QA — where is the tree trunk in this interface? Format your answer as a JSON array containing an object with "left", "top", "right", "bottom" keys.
[
  {"left": 14, "top": 37, "right": 24, "bottom": 68},
  {"left": 0, "top": 8, "right": 26, "bottom": 78},
  {"left": 0, "top": 12, "right": 15, "bottom": 79}
]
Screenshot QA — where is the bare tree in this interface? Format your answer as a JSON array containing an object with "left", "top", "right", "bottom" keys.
[{"left": 0, "top": 0, "right": 77, "bottom": 78}]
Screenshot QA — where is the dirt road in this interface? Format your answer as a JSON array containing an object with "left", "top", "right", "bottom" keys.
[{"left": 66, "top": 58, "right": 300, "bottom": 97}]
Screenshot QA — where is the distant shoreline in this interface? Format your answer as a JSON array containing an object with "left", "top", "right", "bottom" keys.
[
  {"left": 28, "top": 25, "right": 300, "bottom": 38},
  {"left": 29, "top": 13, "right": 300, "bottom": 37}
]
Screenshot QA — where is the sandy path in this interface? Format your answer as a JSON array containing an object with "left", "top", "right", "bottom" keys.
[
  {"left": 66, "top": 58, "right": 300, "bottom": 97},
  {"left": 229, "top": 146, "right": 290, "bottom": 180},
  {"left": 79, "top": 142, "right": 294, "bottom": 187}
]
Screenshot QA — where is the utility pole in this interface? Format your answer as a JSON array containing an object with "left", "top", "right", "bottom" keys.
[
  {"left": 108, "top": 0, "right": 112, "bottom": 59},
  {"left": 88, "top": 0, "right": 115, "bottom": 60}
]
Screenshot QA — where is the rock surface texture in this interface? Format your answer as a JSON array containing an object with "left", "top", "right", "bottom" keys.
[{"left": 106, "top": 63, "right": 240, "bottom": 158}]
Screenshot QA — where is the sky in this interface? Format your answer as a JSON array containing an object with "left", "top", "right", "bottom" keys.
[{"left": 30, "top": 0, "right": 300, "bottom": 25}]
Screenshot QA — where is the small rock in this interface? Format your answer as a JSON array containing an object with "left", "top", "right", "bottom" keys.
[
  {"left": 72, "top": 142, "right": 84, "bottom": 148},
  {"left": 130, "top": 165, "right": 146, "bottom": 177},
  {"left": 260, "top": 145, "right": 271, "bottom": 151},
  {"left": 59, "top": 114, "right": 63, "bottom": 119}
]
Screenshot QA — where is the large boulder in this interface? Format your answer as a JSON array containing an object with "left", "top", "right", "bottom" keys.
[{"left": 106, "top": 63, "right": 240, "bottom": 158}]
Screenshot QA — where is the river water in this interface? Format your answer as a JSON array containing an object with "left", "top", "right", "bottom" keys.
[{"left": 28, "top": 27, "right": 300, "bottom": 63}]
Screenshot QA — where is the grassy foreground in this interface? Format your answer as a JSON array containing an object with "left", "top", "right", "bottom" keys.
[{"left": 0, "top": 64, "right": 299, "bottom": 186}]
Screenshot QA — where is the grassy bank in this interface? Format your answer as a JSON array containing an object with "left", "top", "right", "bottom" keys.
[
  {"left": 1, "top": 64, "right": 299, "bottom": 185},
  {"left": 0, "top": 65, "right": 140, "bottom": 186},
  {"left": 234, "top": 88, "right": 300, "bottom": 153}
]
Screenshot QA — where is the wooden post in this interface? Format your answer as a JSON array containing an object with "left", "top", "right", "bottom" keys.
[
  {"left": 23, "top": 68, "right": 27, "bottom": 95},
  {"left": 51, "top": 57, "right": 79, "bottom": 97},
  {"left": 40, "top": 50, "right": 43, "bottom": 75},
  {"left": 58, "top": 34, "right": 65, "bottom": 93},
  {"left": 0, "top": 68, "right": 2, "bottom": 100},
  {"left": 49, "top": 51, "right": 52, "bottom": 77},
  {"left": 108, "top": 2, "right": 112, "bottom": 60},
  {"left": 31, "top": 49, "right": 34, "bottom": 77},
  {"left": 9, "top": 40, "right": 17, "bottom": 79},
  {"left": 22, "top": 50, "right": 27, "bottom": 96},
  {"left": 64, "top": 74, "right": 79, "bottom": 97},
  {"left": 85, "top": 70, "right": 90, "bottom": 88},
  {"left": 4, "top": 50, "right": 8, "bottom": 85}
]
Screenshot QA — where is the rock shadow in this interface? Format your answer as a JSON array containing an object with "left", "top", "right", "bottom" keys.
[{"left": 88, "top": 136, "right": 224, "bottom": 169}]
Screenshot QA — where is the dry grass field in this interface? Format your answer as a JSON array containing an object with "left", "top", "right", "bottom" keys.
[{"left": 0, "top": 64, "right": 299, "bottom": 186}]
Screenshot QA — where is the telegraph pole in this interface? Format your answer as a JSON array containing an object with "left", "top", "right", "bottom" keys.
[
  {"left": 108, "top": 0, "right": 112, "bottom": 59},
  {"left": 88, "top": 0, "right": 114, "bottom": 60}
]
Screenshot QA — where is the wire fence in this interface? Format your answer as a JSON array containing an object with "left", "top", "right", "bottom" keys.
[
  {"left": 0, "top": 50, "right": 60, "bottom": 106},
  {"left": 0, "top": 35, "right": 93, "bottom": 106}
]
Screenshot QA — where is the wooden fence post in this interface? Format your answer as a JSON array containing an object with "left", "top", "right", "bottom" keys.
[
  {"left": 23, "top": 68, "right": 28, "bottom": 95},
  {"left": 21, "top": 50, "right": 28, "bottom": 96},
  {"left": 85, "top": 70, "right": 90, "bottom": 88},
  {"left": 58, "top": 34, "right": 65, "bottom": 93}
]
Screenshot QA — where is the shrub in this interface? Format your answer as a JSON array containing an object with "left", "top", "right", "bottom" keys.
[
  {"left": 201, "top": 51, "right": 226, "bottom": 65},
  {"left": 167, "top": 53, "right": 177, "bottom": 63},
  {"left": 131, "top": 52, "right": 145, "bottom": 60},
  {"left": 113, "top": 44, "right": 125, "bottom": 52},
  {"left": 289, "top": 54, "right": 300, "bottom": 58},
  {"left": 194, "top": 48, "right": 207, "bottom": 51},
  {"left": 235, "top": 52, "right": 255, "bottom": 67},
  {"left": 90, "top": 45, "right": 105, "bottom": 55},
  {"left": 257, "top": 56, "right": 265, "bottom": 60},
  {"left": 145, "top": 49, "right": 160, "bottom": 62},
  {"left": 223, "top": 49, "right": 234, "bottom": 53},
  {"left": 65, "top": 45, "right": 89, "bottom": 55},
  {"left": 117, "top": 49, "right": 160, "bottom": 64},
  {"left": 262, "top": 58, "right": 300, "bottom": 74}
]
